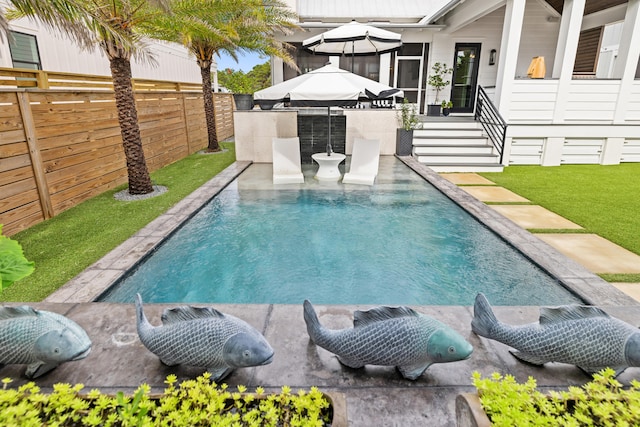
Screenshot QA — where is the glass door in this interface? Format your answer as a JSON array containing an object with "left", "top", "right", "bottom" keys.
[
  {"left": 394, "top": 43, "right": 425, "bottom": 112},
  {"left": 451, "top": 43, "right": 481, "bottom": 114}
]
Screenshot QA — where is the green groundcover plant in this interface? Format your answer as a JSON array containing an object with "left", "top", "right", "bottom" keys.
[
  {"left": 0, "top": 373, "right": 332, "bottom": 427},
  {"left": 473, "top": 368, "right": 640, "bottom": 426},
  {"left": 0, "top": 225, "right": 34, "bottom": 292}
]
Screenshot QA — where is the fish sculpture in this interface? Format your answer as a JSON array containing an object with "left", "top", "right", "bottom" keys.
[
  {"left": 0, "top": 305, "right": 92, "bottom": 378},
  {"left": 303, "top": 300, "right": 473, "bottom": 380},
  {"left": 472, "top": 293, "right": 640, "bottom": 375},
  {"left": 135, "top": 294, "right": 274, "bottom": 380}
]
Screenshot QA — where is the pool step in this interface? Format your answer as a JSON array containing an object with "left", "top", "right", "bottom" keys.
[{"left": 412, "top": 119, "right": 504, "bottom": 172}]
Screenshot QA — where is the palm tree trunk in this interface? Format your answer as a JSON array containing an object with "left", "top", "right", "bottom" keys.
[
  {"left": 199, "top": 61, "right": 220, "bottom": 152},
  {"left": 109, "top": 56, "right": 154, "bottom": 195}
]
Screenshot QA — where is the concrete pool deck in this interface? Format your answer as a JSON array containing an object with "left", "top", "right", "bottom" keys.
[{"left": 8, "top": 156, "right": 639, "bottom": 426}]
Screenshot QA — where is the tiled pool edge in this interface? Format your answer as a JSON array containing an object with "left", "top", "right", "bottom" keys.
[
  {"left": 396, "top": 156, "right": 638, "bottom": 306},
  {"left": 45, "top": 161, "right": 252, "bottom": 303}
]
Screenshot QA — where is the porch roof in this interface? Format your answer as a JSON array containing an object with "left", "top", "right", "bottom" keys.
[{"left": 297, "top": 0, "right": 459, "bottom": 24}]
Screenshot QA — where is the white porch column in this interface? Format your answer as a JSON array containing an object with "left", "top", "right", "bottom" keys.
[
  {"left": 495, "top": 0, "right": 526, "bottom": 116},
  {"left": 272, "top": 57, "right": 284, "bottom": 84},
  {"left": 613, "top": 0, "right": 640, "bottom": 123},
  {"left": 379, "top": 53, "right": 391, "bottom": 85},
  {"left": 552, "top": 0, "right": 585, "bottom": 122}
]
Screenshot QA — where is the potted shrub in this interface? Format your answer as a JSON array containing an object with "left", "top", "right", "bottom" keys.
[
  {"left": 456, "top": 369, "right": 640, "bottom": 427},
  {"left": 441, "top": 100, "right": 453, "bottom": 117},
  {"left": 0, "top": 373, "right": 348, "bottom": 426},
  {"left": 396, "top": 98, "right": 420, "bottom": 156},
  {"left": 427, "top": 62, "right": 453, "bottom": 116},
  {"left": 218, "top": 68, "right": 256, "bottom": 110}
]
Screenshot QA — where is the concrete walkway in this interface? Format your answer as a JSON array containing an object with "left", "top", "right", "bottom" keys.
[{"left": 441, "top": 172, "right": 640, "bottom": 302}]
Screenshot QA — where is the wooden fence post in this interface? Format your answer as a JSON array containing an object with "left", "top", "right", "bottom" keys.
[
  {"left": 180, "top": 93, "right": 193, "bottom": 153},
  {"left": 17, "top": 92, "right": 54, "bottom": 220}
]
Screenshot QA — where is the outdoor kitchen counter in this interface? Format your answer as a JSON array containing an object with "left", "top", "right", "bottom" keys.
[{"left": 234, "top": 108, "right": 398, "bottom": 163}]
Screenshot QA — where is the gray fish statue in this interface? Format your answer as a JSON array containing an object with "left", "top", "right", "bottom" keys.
[
  {"left": 303, "top": 300, "right": 473, "bottom": 380},
  {"left": 472, "top": 293, "right": 640, "bottom": 375},
  {"left": 135, "top": 294, "right": 274, "bottom": 381},
  {"left": 0, "top": 305, "right": 92, "bottom": 378}
]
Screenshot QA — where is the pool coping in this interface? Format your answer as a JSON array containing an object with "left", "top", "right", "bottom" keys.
[{"left": 46, "top": 156, "right": 638, "bottom": 306}]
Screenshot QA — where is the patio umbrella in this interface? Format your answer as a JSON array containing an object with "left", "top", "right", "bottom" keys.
[
  {"left": 302, "top": 21, "right": 402, "bottom": 72},
  {"left": 253, "top": 64, "right": 403, "bottom": 155}
]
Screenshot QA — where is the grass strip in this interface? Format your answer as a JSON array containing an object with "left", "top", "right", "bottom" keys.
[
  {"left": 480, "top": 163, "right": 640, "bottom": 257},
  {"left": 2, "top": 143, "right": 236, "bottom": 302}
]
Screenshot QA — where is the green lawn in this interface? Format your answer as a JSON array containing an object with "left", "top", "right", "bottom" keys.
[
  {"left": 480, "top": 163, "right": 640, "bottom": 282},
  {"left": 1, "top": 143, "right": 236, "bottom": 302}
]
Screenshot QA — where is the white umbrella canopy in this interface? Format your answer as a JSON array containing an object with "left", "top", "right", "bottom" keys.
[
  {"left": 254, "top": 64, "right": 403, "bottom": 108},
  {"left": 302, "top": 21, "right": 402, "bottom": 56},
  {"left": 254, "top": 64, "right": 403, "bottom": 155}
]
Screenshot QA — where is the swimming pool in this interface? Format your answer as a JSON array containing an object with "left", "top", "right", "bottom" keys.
[{"left": 99, "top": 158, "right": 582, "bottom": 306}]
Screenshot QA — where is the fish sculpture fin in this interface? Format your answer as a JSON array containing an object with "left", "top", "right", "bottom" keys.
[
  {"left": 578, "top": 365, "right": 626, "bottom": 376},
  {"left": 161, "top": 306, "right": 225, "bottom": 324},
  {"left": 510, "top": 350, "right": 548, "bottom": 366},
  {"left": 353, "top": 306, "right": 419, "bottom": 328},
  {"left": 337, "top": 355, "right": 365, "bottom": 369},
  {"left": 539, "top": 305, "right": 610, "bottom": 325},
  {"left": 25, "top": 361, "right": 58, "bottom": 379},
  {"left": 471, "top": 293, "right": 499, "bottom": 338},
  {"left": 398, "top": 363, "right": 431, "bottom": 380},
  {"left": 207, "top": 366, "right": 234, "bottom": 382},
  {"left": 0, "top": 305, "right": 39, "bottom": 321}
]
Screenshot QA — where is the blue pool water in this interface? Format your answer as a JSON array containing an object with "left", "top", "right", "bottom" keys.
[{"left": 100, "top": 162, "right": 581, "bottom": 306}]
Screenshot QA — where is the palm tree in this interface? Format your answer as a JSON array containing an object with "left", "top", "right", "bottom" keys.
[
  {"left": 6, "top": 1, "right": 164, "bottom": 195},
  {"left": 149, "top": 0, "right": 299, "bottom": 152}
]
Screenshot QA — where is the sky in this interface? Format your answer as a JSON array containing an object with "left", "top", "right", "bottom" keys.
[{"left": 214, "top": 51, "right": 269, "bottom": 73}]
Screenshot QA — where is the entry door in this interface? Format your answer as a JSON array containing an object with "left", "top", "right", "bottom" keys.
[
  {"left": 450, "top": 43, "right": 481, "bottom": 114},
  {"left": 394, "top": 43, "right": 425, "bottom": 112}
]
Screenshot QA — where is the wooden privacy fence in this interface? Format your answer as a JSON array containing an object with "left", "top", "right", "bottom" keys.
[{"left": 0, "top": 68, "right": 235, "bottom": 236}]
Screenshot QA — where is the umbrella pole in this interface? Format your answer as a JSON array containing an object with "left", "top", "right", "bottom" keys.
[{"left": 326, "top": 106, "right": 332, "bottom": 156}]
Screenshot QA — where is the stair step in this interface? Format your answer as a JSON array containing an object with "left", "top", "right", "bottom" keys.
[
  {"left": 413, "top": 136, "right": 489, "bottom": 145},
  {"left": 414, "top": 145, "right": 495, "bottom": 154},
  {"left": 416, "top": 153, "right": 500, "bottom": 164},
  {"left": 426, "top": 163, "right": 505, "bottom": 173},
  {"left": 416, "top": 121, "right": 480, "bottom": 130},
  {"left": 415, "top": 128, "right": 484, "bottom": 137}
]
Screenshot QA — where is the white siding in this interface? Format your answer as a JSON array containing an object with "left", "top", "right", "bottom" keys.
[
  {"left": 561, "top": 139, "right": 605, "bottom": 164},
  {"left": 621, "top": 139, "right": 640, "bottom": 162},
  {"left": 508, "top": 80, "right": 558, "bottom": 122},
  {"left": 509, "top": 138, "right": 544, "bottom": 164},
  {"left": 564, "top": 80, "right": 620, "bottom": 122},
  {"left": 627, "top": 80, "right": 640, "bottom": 121},
  {"left": 0, "top": 18, "right": 201, "bottom": 83}
]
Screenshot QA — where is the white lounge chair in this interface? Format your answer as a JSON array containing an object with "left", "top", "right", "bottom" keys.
[
  {"left": 342, "top": 138, "right": 381, "bottom": 185},
  {"left": 272, "top": 137, "right": 304, "bottom": 184}
]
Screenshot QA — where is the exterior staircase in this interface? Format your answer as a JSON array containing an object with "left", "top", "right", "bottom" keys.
[{"left": 411, "top": 117, "right": 504, "bottom": 172}]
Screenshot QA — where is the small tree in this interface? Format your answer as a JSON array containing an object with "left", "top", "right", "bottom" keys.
[{"left": 427, "top": 62, "right": 453, "bottom": 104}]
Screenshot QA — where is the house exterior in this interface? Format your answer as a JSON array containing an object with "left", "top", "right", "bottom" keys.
[
  {"left": 272, "top": 0, "right": 640, "bottom": 166},
  {"left": 0, "top": 12, "right": 202, "bottom": 83}
]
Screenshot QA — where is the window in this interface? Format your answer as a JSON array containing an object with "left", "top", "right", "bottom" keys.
[
  {"left": 8, "top": 31, "right": 42, "bottom": 70},
  {"left": 284, "top": 43, "right": 327, "bottom": 80}
]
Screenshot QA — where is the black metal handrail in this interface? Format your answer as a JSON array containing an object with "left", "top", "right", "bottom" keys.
[{"left": 474, "top": 86, "right": 507, "bottom": 163}]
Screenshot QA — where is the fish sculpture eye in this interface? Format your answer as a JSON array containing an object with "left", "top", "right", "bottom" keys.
[
  {"left": 448, "top": 346, "right": 456, "bottom": 354},
  {"left": 243, "top": 350, "right": 251, "bottom": 358}
]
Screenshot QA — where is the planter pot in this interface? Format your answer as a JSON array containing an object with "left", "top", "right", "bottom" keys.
[
  {"left": 456, "top": 393, "right": 491, "bottom": 427},
  {"left": 233, "top": 93, "right": 254, "bottom": 110},
  {"left": 427, "top": 104, "right": 441, "bottom": 116},
  {"left": 396, "top": 128, "right": 414, "bottom": 156},
  {"left": 442, "top": 108, "right": 451, "bottom": 116}
]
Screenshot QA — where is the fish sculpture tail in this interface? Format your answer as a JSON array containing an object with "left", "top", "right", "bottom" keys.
[
  {"left": 135, "top": 293, "right": 153, "bottom": 337},
  {"left": 472, "top": 293, "right": 499, "bottom": 338},
  {"left": 303, "top": 300, "right": 322, "bottom": 345}
]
